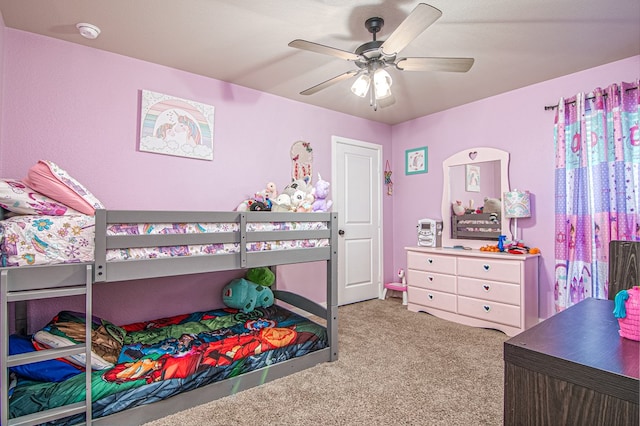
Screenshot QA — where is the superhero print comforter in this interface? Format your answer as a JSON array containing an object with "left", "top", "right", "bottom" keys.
[{"left": 8, "top": 305, "right": 327, "bottom": 424}]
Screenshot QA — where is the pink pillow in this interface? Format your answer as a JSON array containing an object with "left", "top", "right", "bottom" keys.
[
  {"left": 0, "top": 178, "right": 80, "bottom": 215},
  {"left": 23, "top": 161, "right": 104, "bottom": 215}
]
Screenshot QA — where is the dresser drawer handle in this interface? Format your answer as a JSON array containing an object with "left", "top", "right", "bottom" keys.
[
  {"left": 428, "top": 276, "right": 434, "bottom": 282},
  {"left": 483, "top": 305, "right": 491, "bottom": 313},
  {"left": 427, "top": 258, "right": 434, "bottom": 264},
  {"left": 483, "top": 264, "right": 490, "bottom": 271},
  {"left": 428, "top": 293, "right": 434, "bottom": 300},
  {"left": 483, "top": 284, "right": 490, "bottom": 292}
]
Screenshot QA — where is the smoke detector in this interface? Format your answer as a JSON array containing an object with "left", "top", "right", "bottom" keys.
[{"left": 76, "top": 23, "right": 101, "bottom": 40}]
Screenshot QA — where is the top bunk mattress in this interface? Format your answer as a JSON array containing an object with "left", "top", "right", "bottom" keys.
[
  {"left": 1, "top": 212, "right": 332, "bottom": 268},
  {"left": 0, "top": 214, "right": 95, "bottom": 267}
]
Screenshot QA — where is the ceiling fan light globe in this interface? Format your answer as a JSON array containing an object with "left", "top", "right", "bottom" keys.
[
  {"left": 351, "top": 74, "right": 371, "bottom": 97},
  {"left": 373, "top": 69, "right": 393, "bottom": 99}
]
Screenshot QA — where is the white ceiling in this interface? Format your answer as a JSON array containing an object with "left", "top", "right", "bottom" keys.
[{"left": 1, "top": 0, "right": 638, "bottom": 125}]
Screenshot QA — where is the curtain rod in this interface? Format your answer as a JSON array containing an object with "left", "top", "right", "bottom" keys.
[{"left": 544, "top": 84, "right": 638, "bottom": 111}]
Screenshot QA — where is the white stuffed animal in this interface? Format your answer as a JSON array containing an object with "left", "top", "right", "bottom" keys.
[
  {"left": 288, "top": 190, "right": 313, "bottom": 212},
  {"left": 271, "top": 193, "right": 292, "bottom": 212},
  {"left": 483, "top": 197, "right": 502, "bottom": 214},
  {"left": 452, "top": 201, "right": 466, "bottom": 216},
  {"left": 283, "top": 179, "right": 312, "bottom": 199}
]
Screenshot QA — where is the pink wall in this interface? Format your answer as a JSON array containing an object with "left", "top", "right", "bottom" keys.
[
  {"left": 1, "top": 25, "right": 638, "bottom": 327},
  {"left": 0, "top": 29, "right": 393, "bottom": 327},
  {"left": 0, "top": 11, "right": 5, "bottom": 147},
  {"left": 392, "top": 55, "right": 640, "bottom": 319}
]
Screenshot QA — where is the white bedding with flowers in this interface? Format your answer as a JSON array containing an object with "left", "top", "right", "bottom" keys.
[
  {"left": 1, "top": 216, "right": 329, "bottom": 267},
  {"left": 105, "top": 220, "right": 329, "bottom": 261},
  {"left": 0, "top": 214, "right": 94, "bottom": 267}
]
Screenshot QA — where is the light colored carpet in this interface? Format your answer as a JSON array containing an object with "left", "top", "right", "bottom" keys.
[{"left": 143, "top": 297, "right": 508, "bottom": 426}]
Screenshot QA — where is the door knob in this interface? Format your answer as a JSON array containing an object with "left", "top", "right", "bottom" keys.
[{"left": 338, "top": 229, "right": 345, "bottom": 236}]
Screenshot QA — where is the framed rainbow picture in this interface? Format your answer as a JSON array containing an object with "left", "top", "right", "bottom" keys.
[{"left": 139, "top": 90, "right": 214, "bottom": 160}]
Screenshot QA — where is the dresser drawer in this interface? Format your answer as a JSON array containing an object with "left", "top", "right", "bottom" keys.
[
  {"left": 408, "top": 287, "right": 457, "bottom": 313},
  {"left": 407, "top": 269, "right": 456, "bottom": 293},
  {"left": 458, "top": 277, "right": 520, "bottom": 306},
  {"left": 457, "top": 296, "right": 521, "bottom": 328},
  {"left": 407, "top": 251, "right": 456, "bottom": 274},
  {"left": 457, "top": 257, "right": 520, "bottom": 284}
]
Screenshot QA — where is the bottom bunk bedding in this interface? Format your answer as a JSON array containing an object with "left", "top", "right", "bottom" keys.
[{"left": 8, "top": 305, "right": 328, "bottom": 424}]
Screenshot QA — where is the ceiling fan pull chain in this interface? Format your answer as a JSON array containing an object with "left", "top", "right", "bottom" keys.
[{"left": 370, "top": 84, "right": 378, "bottom": 111}]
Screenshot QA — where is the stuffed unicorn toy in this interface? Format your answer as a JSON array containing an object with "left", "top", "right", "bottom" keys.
[{"left": 312, "top": 173, "right": 333, "bottom": 212}]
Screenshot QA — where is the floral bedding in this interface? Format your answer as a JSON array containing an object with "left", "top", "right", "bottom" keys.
[
  {"left": 1, "top": 216, "right": 329, "bottom": 267},
  {"left": 0, "top": 214, "right": 94, "bottom": 267},
  {"left": 105, "top": 220, "right": 329, "bottom": 261}
]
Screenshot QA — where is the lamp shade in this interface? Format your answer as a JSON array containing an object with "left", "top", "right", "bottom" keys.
[
  {"left": 503, "top": 190, "right": 531, "bottom": 218},
  {"left": 351, "top": 73, "right": 371, "bottom": 97},
  {"left": 373, "top": 69, "right": 393, "bottom": 99}
]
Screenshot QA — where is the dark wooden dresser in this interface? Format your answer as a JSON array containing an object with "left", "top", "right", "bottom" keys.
[
  {"left": 609, "top": 241, "right": 640, "bottom": 299},
  {"left": 504, "top": 298, "right": 639, "bottom": 426}
]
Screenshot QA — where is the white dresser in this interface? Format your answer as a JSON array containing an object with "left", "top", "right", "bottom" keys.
[{"left": 405, "top": 247, "right": 539, "bottom": 336}]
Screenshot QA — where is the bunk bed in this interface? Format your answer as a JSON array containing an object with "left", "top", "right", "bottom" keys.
[
  {"left": 1, "top": 209, "right": 338, "bottom": 426},
  {"left": 451, "top": 212, "right": 501, "bottom": 240}
]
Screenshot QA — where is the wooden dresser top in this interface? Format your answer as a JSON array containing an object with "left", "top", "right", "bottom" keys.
[{"left": 504, "top": 297, "right": 639, "bottom": 403}]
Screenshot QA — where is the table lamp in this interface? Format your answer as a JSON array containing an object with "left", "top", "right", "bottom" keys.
[{"left": 503, "top": 190, "right": 531, "bottom": 242}]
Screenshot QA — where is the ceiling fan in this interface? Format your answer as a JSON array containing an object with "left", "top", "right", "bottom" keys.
[{"left": 288, "top": 3, "right": 474, "bottom": 111}]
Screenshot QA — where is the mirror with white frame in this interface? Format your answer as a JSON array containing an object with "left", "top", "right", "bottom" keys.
[{"left": 441, "top": 147, "right": 510, "bottom": 249}]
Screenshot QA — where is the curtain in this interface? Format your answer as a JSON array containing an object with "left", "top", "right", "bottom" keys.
[{"left": 554, "top": 81, "right": 640, "bottom": 312}]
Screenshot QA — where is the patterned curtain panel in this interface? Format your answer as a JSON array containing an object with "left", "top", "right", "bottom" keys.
[{"left": 554, "top": 81, "right": 640, "bottom": 312}]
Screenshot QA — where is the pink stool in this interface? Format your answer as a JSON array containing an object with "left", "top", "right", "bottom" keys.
[{"left": 383, "top": 282, "right": 408, "bottom": 305}]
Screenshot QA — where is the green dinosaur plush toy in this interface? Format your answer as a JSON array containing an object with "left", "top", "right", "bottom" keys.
[
  {"left": 222, "top": 278, "right": 274, "bottom": 313},
  {"left": 246, "top": 267, "right": 275, "bottom": 287}
]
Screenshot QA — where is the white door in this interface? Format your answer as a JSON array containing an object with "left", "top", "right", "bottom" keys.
[{"left": 332, "top": 136, "right": 382, "bottom": 305}]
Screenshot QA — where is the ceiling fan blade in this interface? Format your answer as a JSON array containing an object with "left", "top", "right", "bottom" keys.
[
  {"left": 381, "top": 3, "right": 442, "bottom": 56},
  {"left": 396, "top": 57, "right": 475, "bottom": 72},
  {"left": 289, "top": 39, "right": 361, "bottom": 61},
  {"left": 300, "top": 70, "right": 359, "bottom": 95}
]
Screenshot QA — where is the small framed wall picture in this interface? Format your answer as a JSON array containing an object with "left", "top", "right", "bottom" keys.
[
  {"left": 465, "top": 164, "right": 480, "bottom": 192},
  {"left": 405, "top": 146, "right": 428, "bottom": 175}
]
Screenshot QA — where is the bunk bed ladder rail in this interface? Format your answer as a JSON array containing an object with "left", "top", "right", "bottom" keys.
[
  {"left": 327, "top": 212, "right": 339, "bottom": 361},
  {"left": 240, "top": 212, "right": 248, "bottom": 268},
  {"left": 1, "top": 264, "right": 94, "bottom": 426}
]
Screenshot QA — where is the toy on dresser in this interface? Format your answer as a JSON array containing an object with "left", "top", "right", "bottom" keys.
[
  {"left": 452, "top": 201, "right": 465, "bottom": 216},
  {"left": 613, "top": 286, "right": 640, "bottom": 341},
  {"left": 483, "top": 197, "right": 501, "bottom": 213}
]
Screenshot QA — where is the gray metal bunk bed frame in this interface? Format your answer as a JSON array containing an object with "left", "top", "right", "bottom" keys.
[{"left": 1, "top": 210, "right": 338, "bottom": 426}]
